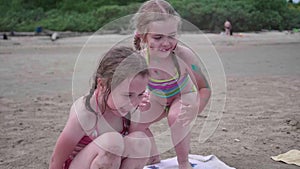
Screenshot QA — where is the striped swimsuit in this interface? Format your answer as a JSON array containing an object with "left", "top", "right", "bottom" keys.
[
  {"left": 148, "top": 71, "right": 193, "bottom": 98},
  {"left": 146, "top": 50, "right": 196, "bottom": 100}
]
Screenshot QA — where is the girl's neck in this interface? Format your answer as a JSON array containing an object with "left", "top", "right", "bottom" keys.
[
  {"left": 92, "top": 89, "right": 122, "bottom": 119},
  {"left": 147, "top": 48, "right": 172, "bottom": 64}
]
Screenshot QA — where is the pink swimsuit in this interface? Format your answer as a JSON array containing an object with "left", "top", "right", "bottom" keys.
[{"left": 63, "top": 117, "right": 130, "bottom": 169}]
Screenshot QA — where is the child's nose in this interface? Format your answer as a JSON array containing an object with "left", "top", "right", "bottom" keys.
[{"left": 162, "top": 38, "right": 171, "bottom": 46}]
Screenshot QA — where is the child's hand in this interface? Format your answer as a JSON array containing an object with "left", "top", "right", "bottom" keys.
[
  {"left": 138, "top": 91, "right": 151, "bottom": 112},
  {"left": 178, "top": 94, "right": 199, "bottom": 126}
]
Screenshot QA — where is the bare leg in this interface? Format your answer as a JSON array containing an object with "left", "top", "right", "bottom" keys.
[
  {"left": 144, "top": 128, "right": 161, "bottom": 165},
  {"left": 130, "top": 116, "right": 163, "bottom": 165},
  {"left": 90, "top": 151, "right": 121, "bottom": 169},
  {"left": 69, "top": 132, "right": 124, "bottom": 169},
  {"left": 168, "top": 96, "right": 197, "bottom": 169},
  {"left": 120, "top": 131, "right": 151, "bottom": 169},
  {"left": 130, "top": 97, "right": 166, "bottom": 165},
  {"left": 174, "top": 133, "right": 192, "bottom": 169},
  {"left": 168, "top": 119, "right": 192, "bottom": 169}
]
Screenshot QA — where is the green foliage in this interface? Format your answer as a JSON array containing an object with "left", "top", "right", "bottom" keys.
[
  {"left": 35, "top": 10, "right": 99, "bottom": 31},
  {"left": 0, "top": 0, "right": 299, "bottom": 32},
  {"left": 174, "top": 0, "right": 300, "bottom": 32}
]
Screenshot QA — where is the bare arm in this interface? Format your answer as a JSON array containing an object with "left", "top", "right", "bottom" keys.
[
  {"left": 176, "top": 45, "right": 211, "bottom": 113},
  {"left": 49, "top": 104, "right": 85, "bottom": 169}
]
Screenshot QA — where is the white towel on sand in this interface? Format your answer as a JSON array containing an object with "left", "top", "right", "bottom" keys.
[
  {"left": 143, "top": 154, "right": 235, "bottom": 169},
  {"left": 271, "top": 149, "right": 300, "bottom": 166}
]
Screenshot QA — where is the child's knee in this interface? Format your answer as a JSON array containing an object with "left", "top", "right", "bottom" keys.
[
  {"left": 90, "top": 151, "right": 121, "bottom": 169},
  {"left": 124, "top": 131, "right": 151, "bottom": 158},
  {"left": 93, "top": 132, "right": 124, "bottom": 156},
  {"left": 167, "top": 108, "right": 182, "bottom": 126}
]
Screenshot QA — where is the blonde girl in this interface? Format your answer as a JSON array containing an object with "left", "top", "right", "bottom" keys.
[
  {"left": 131, "top": 0, "right": 211, "bottom": 169},
  {"left": 49, "top": 46, "right": 151, "bottom": 169}
]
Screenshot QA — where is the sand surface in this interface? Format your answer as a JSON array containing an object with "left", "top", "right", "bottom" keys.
[{"left": 0, "top": 32, "right": 300, "bottom": 169}]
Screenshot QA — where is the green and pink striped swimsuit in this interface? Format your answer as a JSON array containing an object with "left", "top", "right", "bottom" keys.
[
  {"left": 146, "top": 50, "right": 196, "bottom": 99},
  {"left": 148, "top": 71, "right": 193, "bottom": 98}
]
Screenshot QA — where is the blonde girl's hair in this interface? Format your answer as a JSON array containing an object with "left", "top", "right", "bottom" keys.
[
  {"left": 132, "top": 0, "right": 181, "bottom": 50},
  {"left": 85, "top": 46, "right": 149, "bottom": 114}
]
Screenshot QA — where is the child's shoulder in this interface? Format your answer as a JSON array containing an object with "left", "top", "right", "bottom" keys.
[
  {"left": 175, "top": 45, "right": 196, "bottom": 63},
  {"left": 71, "top": 96, "right": 97, "bottom": 133}
]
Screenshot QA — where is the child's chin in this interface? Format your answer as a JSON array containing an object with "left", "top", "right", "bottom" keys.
[{"left": 155, "top": 50, "right": 171, "bottom": 58}]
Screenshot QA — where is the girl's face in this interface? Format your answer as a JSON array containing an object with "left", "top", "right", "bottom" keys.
[
  {"left": 145, "top": 18, "right": 179, "bottom": 58},
  {"left": 107, "top": 74, "right": 148, "bottom": 117}
]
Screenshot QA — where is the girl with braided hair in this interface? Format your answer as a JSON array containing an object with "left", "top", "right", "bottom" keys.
[
  {"left": 49, "top": 46, "right": 151, "bottom": 169},
  {"left": 131, "top": 1, "right": 211, "bottom": 168}
]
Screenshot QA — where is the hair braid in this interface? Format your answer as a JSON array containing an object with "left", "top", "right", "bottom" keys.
[{"left": 133, "top": 35, "right": 142, "bottom": 51}]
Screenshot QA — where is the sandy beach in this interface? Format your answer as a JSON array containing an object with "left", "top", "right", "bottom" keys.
[{"left": 0, "top": 32, "right": 300, "bottom": 169}]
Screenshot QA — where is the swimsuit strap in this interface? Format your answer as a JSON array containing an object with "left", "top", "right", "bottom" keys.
[
  {"left": 120, "top": 114, "right": 130, "bottom": 136},
  {"left": 146, "top": 48, "right": 180, "bottom": 83},
  {"left": 171, "top": 51, "right": 181, "bottom": 78}
]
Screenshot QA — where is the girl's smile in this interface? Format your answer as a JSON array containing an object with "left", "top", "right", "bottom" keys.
[{"left": 146, "top": 18, "right": 179, "bottom": 58}]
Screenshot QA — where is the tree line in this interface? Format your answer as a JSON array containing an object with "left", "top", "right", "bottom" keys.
[{"left": 0, "top": 0, "right": 299, "bottom": 32}]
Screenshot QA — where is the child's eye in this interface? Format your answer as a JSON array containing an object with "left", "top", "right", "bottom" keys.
[
  {"left": 152, "top": 36, "right": 162, "bottom": 40},
  {"left": 124, "top": 94, "right": 133, "bottom": 97}
]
